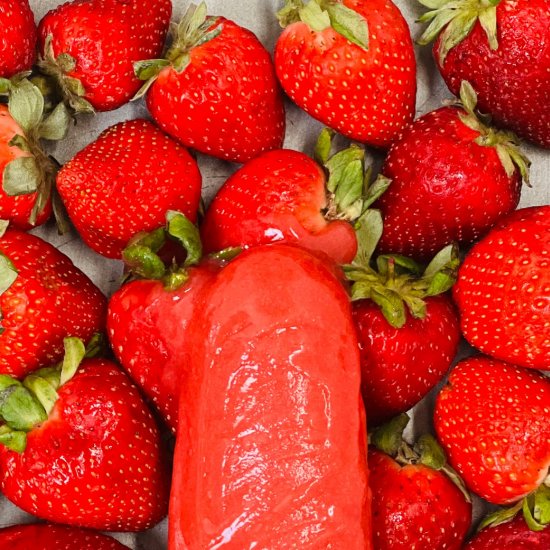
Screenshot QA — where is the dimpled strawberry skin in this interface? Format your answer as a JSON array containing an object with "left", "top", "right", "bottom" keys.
[{"left": 434, "top": 357, "right": 550, "bottom": 505}]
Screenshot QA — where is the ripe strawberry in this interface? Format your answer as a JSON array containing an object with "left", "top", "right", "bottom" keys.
[
  {"left": 0, "top": 524, "right": 130, "bottom": 550},
  {"left": 0, "top": 339, "right": 170, "bottom": 531},
  {"left": 434, "top": 356, "right": 550, "bottom": 506},
  {"left": 135, "top": 2, "right": 285, "bottom": 163},
  {"left": 453, "top": 206, "right": 550, "bottom": 369},
  {"left": 0, "top": 228, "right": 106, "bottom": 378},
  {"left": 274, "top": 0, "right": 416, "bottom": 148},
  {"left": 37, "top": 0, "right": 172, "bottom": 113},
  {"left": 57, "top": 119, "right": 202, "bottom": 259},
  {"left": 418, "top": 0, "right": 550, "bottom": 148},
  {"left": 376, "top": 82, "right": 529, "bottom": 261},
  {"left": 0, "top": 0, "right": 37, "bottom": 78}
]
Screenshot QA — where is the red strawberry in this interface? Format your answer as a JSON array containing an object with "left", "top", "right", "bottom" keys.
[
  {"left": 275, "top": 0, "right": 416, "bottom": 148},
  {"left": 0, "top": 339, "right": 170, "bottom": 531},
  {"left": 0, "top": 524, "right": 130, "bottom": 550},
  {"left": 376, "top": 82, "right": 529, "bottom": 261},
  {"left": 0, "top": 228, "right": 106, "bottom": 378},
  {"left": 135, "top": 2, "right": 285, "bottom": 163},
  {"left": 37, "top": 0, "right": 172, "bottom": 113},
  {"left": 418, "top": 0, "right": 550, "bottom": 148},
  {"left": 453, "top": 206, "right": 550, "bottom": 369},
  {"left": 434, "top": 356, "right": 550, "bottom": 506},
  {"left": 56, "top": 119, "right": 202, "bottom": 259}
]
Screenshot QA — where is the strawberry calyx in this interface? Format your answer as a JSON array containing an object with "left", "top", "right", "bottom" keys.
[
  {"left": 277, "top": 0, "right": 369, "bottom": 51},
  {"left": 417, "top": 0, "right": 502, "bottom": 64}
]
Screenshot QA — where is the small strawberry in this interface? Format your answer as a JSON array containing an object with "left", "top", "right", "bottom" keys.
[
  {"left": 57, "top": 119, "right": 202, "bottom": 259},
  {"left": 434, "top": 356, "right": 550, "bottom": 507},
  {"left": 376, "top": 82, "right": 529, "bottom": 261},
  {"left": 275, "top": 0, "right": 416, "bottom": 148},
  {"left": 134, "top": 2, "right": 285, "bottom": 163},
  {"left": 37, "top": 0, "right": 172, "bottom": 113},
  {"left": 418, "top": 0, "right": 550, "bottom": 148},
  {"left": 453, "top": 206, "right": 550, "bottom": 370},
  {"left": 0, "top": 228, "right": 107, "bottom": 378},
  {"left": 0, "top": 338, "right": 170, "bottom": 531}
]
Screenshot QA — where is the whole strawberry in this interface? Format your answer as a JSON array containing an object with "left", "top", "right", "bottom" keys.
[
  {"left": 57, "top": 119, "right": 202, "bottom": 259},
  {"left": 135, "top": 2, "right": 285, "bottom": 163},
  {"left": 434, "top": 356, "right": 550, "bottom": 506},
  {"left": 419, "top": 0, "right": 550, "bottom": 148},
  {"left": 465, "top": 517, "right": 550, "bottom": 549},
  {"left": 453, "top": 206, "right": 550, "bottom": 369},
  {"left": 37, "top": 0, "right": 172, "bottom": 113},
  {"left": 377, "top": 82, "right": 529, "bottom": 261},
  {"left": 0, "top": 228, "right": 106, "bottom": 378},
  {"left": 0, "top": 0, "right": 37, "bottom": 78},
  {"left": 275, "top": 0, "right": 416, "bottom": 148},
  {"left": 0, "top": 339, "right": 170, "bottom": 531}
]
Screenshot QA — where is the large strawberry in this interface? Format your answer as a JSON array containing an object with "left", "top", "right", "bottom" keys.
[
  {"left": 0, "top": 338, "right": 170, "bottom": 531},
  {"left": 453, "top": 206, "right": 550, "bottom": 369},
  {"left": 37, "top": 0, "right": 172, "bottom": 113},
  {"left": 0, "top": 228, "right": 106, "bottom": 378},
  {"left": 434, "top": 356, "right": 550, "bottom": 511},
  {"left": 201, "top": 130, "right": 390, "bottom": 264},
  {"left": 376, "top": 82, "right": 529, "bottom": 261},
  {"left": 57, "top": 119, "right": 202, "bottom": 259},
  {"left": 0, "top": 0, "right": 37, "bottom": 78},
  {"left": 418, "top": 0, "right": 550, "bottom": 148},
  {"left": 275, "top": 0, "right": 416, "bottom": 148},
  {"left": 134, "top": 2, "right": 285, "bottom": 163}
]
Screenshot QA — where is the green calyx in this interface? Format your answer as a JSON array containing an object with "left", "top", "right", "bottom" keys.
[
  {"left": 417, "top": 0, "right": 502, "bottom": 64},
  {"left": 133, "top": 2, "right": 223, "bottom": 100},
  {"left": 278, "top": 0, "right": 370, "bottom": 51}
]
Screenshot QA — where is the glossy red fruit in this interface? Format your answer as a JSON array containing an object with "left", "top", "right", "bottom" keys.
[
  {"left": 0, "top": 229, "right": 106, "bottom": 378},
  {"left": 170, "top": 245, "right": 372, "bottom": 548},
  {"left": 275, "top": 0, "right": 416, "bottom": 148},
  {"left": 38, "top": 0, "right": 172, "bottom": 112},
  {"left": 453, "top": 206, "right": 550, "bottom": 370},
  {"left": 0, "top": 524, "right": 130, "bottom": 550},
  {"left": 57, "top": 119, "right": 202, "bottom": 259},
  {"left": 434, "top": 356, "right": 550, "bottom": 505}
]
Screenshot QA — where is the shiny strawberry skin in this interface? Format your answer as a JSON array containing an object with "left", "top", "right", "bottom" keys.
[
  {"left": 0, "top": 524, "right": 130, "bottom": 550},
  {"left": 275, "top": 0, "right": 416, "bottom": 149},
  {"left": 201, "top": 149, "right": 358, "bottom": 264},
  {"left": 0, "top": 0, "right": 37, "bottom": 78},
  {"left": 434, "top": 356, "right": 550, "bottom": 505},
  {"left": 146, "top": 18, "right": 285, "bottom": 163},
  {"left": 57, "top": 119, "right": 202, "bottom": 259},
  {"left": 435, "top": 0, "right": 550, "bottom": 148},
  {"left": 377, "top": 106, "right": 521, "bottom": 260},
  {"left": 353, "top": 295, "right": 460, "bottom": 426},
  {"left": 0, "top": 229, "right": 106, "bottom": 378},
  {"left": 369, "top": 448, "right": 471, "bottom": 550},
  {"left": 0, "top": 358, "right": 170, "bottom": 531},
  {"left": 453, "top": 206, "right": 550, "bottom": 369},
  {"left": 38, "top": 0, "right": 172, "bottom": 111}
]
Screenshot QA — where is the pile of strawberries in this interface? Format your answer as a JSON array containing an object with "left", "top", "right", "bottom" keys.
[{"left": 0, "top": 0, "right": 548, "bottom": 549}]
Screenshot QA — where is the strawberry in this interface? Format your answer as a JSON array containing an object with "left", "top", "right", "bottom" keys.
[
  {"left": 134, "top": 2, "right": 285, "bottom": 163},
  {"left": 0, "top": 0, "right": 37, "bottom": 78},
  {"left": 369, "top": 415, "right": 471, "bottom": 550},
  {"left": 453, "top": 206, "right": 550, "bottom": 370},
  {"left": 37, "top": 0, "right": 172, "bottom": 113},
  {"left": 56, "top": 119, "right": 202, "bottom": 259},
  {"left": 0, "top": 228, "right": 106, "bottom": 378},
  {"left": 274, "top": 0, "right": 416, "bottom": 149},
  {"left": 0, "top": 338, "right": 170, "bottom": 531},
  {"left": 376, "top": 82, "right": 529, "bottom": 261},
  {"left": 0, "top": 523, "right": 130, "bottom": 550},
  {"left": 418, "top": 0, "right": 550, "bottom": 148},
  {"left": 201, "top": 130, "right": 390, "bottom": 264},
  {"left": 434, "top": 356, "right": 550, "bottom": 508}
]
